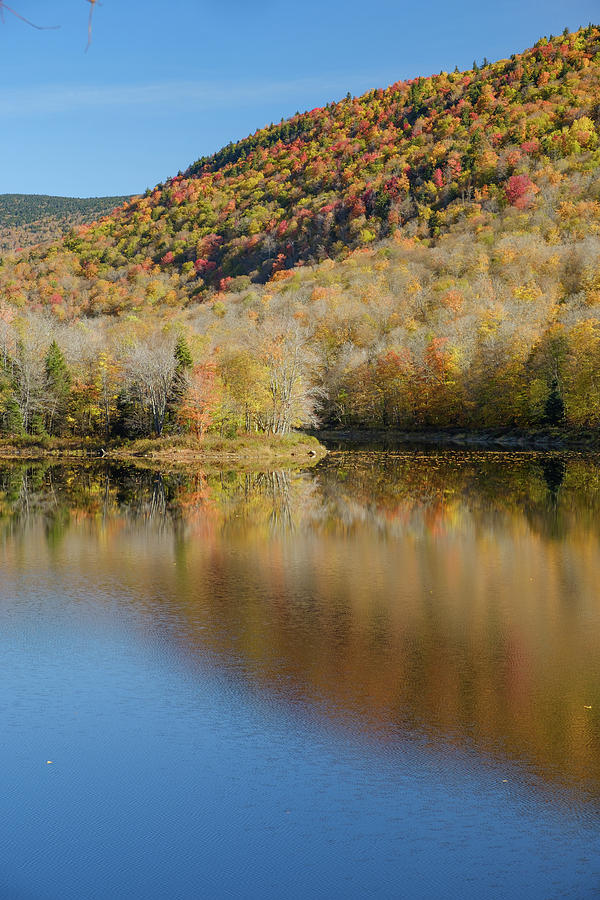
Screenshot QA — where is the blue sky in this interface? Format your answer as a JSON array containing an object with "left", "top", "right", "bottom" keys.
[{"left": 1, "top": 0, "right": 598, "bottom": 197}]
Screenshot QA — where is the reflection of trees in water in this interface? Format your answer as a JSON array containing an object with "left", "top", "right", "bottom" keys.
[
  {"left": 0, "top": 464, "right": 75, "bottom": 543},
  {"left": 0, "top": 463, "right": 320, "bottom": 545},
  {"left": 314, "top": 450, "right": 600, "bottom": 543},
  {"left": 2, "top": 452, "right": 600, "bottom": 546},
  {"left": 540, "top": 457, "right": 566, "bottom": 497},
  {"left": 258, "top": 470, "right": 293, "bottom": 533},
  {"left": 1, "top": 453, "right": 600, "bottom": 798},
  {"left": 525, "top": 456, "right": 566, "bottom": 541},
  {"left": 0, "top": 465, "right": 179, "bottom": 538},
  {"left": 117, "top": 473, "right": 170, "bottom": 528},
  {"left": 2, "top": 451, "right": 600, "bottom": 547}
]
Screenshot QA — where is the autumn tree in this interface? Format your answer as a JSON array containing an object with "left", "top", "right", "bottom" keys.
[
  {"left": 218, "top": 349, "right": 270, "bottom": 432},
  {"left": 177, "top": 363, "right": 221, "bottom": 438},
  {"left": 123, "top": 336, "right": 178, "bottom": 436},
  {"left": 260, "top": 324, "right": 322, "bottom": 434}
]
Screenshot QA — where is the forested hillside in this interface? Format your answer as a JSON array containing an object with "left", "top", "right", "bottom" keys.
[
  {"left": 0, "top": 25, "right": 600, "bottom": 441},
  {"left": 0, "top": 194, "right": 130, "bottom": 253}
]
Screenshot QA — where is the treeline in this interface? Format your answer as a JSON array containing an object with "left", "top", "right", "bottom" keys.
[
  {"left": 0, "top": 314, "right": 320, "bottom": 441},
  {"left": 184, "top": 217, "right": 600, "bottom": 433},
  {"left": 0, "top": 27, "right": 600, "bottom": 436},
  {"left": 3, "top": 202, "right": 600, "bottom": 438}
]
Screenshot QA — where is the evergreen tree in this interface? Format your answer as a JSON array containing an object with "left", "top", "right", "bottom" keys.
[
  {"left": 166, "top": 334, "right": 193, "bottom": 431},
  {"left": 174, "top": 334, "right": 193, "bottom": 372},
  {"left": 112, "top": 390, "right": 137, "bottom": 439},
  {"left": 0, "top": 377, "right": 22, "bottom": 435},
  {"left": 44, "top": 340, "right": 71, "bottom": 435},
  {"left": 544, "top": 376, "right": 565, "bottom": 426}
]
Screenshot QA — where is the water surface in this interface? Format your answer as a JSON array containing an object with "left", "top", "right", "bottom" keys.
[{"left": 0, "top": 452, "right": 599, "bottom": 898}]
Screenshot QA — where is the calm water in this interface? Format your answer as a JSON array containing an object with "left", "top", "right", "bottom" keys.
[{"left": 0, "top": 450, "right": 600, "bottom": 898}]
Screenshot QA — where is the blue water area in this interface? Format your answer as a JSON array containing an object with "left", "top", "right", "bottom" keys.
[{"left": 0, "top": 574, "right": 597, "bottom": 900}]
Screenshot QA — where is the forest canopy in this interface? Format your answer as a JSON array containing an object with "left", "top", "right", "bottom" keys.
[
  {"left": 0, "top": 194, "right": 131, "bottom": 254},
  {"left": 1, "top": 24, "right": 600, "bottom": 440}
]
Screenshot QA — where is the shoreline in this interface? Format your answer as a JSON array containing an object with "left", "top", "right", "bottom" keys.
[
  {"left": 315, "top": 427, "right": 600, "bottom": 451},
  {"left": 0, "top": 433, "right": 328, "bottom": 467},
  {"left": 4, "top": 425, "right": 600, "bottom": 463}
]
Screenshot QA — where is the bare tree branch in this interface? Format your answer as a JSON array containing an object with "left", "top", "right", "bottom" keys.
[
  {"left": 0, "top": 1, "right": 59, "bottom": 30},
  {"left": 0, "top": 0, "right": 99, "bottom": 47},
  {"left": 85, "top": 0, "right": 99, "bottom": 51}
]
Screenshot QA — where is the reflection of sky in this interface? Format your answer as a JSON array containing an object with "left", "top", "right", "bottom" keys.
[
  {"left": 0, "top": 455, "right": 600, "bottom": 895},
  {"left": 0, "top": 580, "right": 598, "bottom": 899}
]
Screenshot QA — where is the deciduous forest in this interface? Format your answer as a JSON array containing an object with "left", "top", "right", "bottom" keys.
[
  {"left": 1, "top": 25, "right": 600, "bottom": 441},
  {"left": 0, "top": 194, "right": 131, "bottom": 254}
]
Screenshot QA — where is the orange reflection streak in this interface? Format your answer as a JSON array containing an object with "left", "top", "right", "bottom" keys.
[{"left": 0, "top": 452, "right": 599, "bottom": 800}]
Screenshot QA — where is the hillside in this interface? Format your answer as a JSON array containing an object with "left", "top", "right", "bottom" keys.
[
  {"left": 0, "top": 25, "right": 600, "bottom": 440},
  {"left": 2, "top": 25, "right": 600, "bottom": 310},
  {"left": 0, "top": 193, "right": 131, "bottom": 254}
]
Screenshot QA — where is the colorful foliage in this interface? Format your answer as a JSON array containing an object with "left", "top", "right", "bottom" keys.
[{"left": 0, "top": 25, "right": 598, "bottom": 317}]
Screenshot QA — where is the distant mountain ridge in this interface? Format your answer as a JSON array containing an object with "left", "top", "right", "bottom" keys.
[{"left": 0, "top": 193, "right": 131, "bottom": 253}]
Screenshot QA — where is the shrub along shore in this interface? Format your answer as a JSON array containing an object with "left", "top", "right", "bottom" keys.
[{"left": 0, "top": 432, "right": 327, "bottom": 467}]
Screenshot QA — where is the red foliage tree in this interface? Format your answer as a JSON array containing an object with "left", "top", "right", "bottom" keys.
[{"left": 505, "top": 174, "right": 538, "bottom": 209}]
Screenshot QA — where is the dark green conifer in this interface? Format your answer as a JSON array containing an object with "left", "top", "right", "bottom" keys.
[
  {"left": 544, "top": 377, "right": 565, "bottom": 426},
  {"left": 44, "top": 340, "right": 71, "bottom": 435},
  {"left": 166, "top": 334, "right": 194, "bottom": 432},
  {"left": 0, "top": 380, "right": 22, "bottom": 434},
  {"left": 174, "top": 334, "right": 193, "bottom": 372}
]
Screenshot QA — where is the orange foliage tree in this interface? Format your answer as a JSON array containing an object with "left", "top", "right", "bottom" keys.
[{"left": 177, "top": 363, "right": 221, "bottom": 438}]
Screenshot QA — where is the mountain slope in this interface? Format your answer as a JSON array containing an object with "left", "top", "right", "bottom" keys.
[
  {"left": 0, "top": 193, "right": 131, "bottom": 254},
  {"left": 1, "top": 24, "right": 599, "bottom": 317},
  {"left": 0, "top": 27, "right": 600, "bottom": 438}
]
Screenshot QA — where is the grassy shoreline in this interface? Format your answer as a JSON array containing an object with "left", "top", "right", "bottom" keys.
[
  {"left": 0, "top": 433, "right": 328, "bottom": 467},
  {"left": 7, "top": 425, "right": 600, "bottom": 462}
]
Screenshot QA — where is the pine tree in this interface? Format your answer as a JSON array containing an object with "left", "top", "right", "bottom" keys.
[
  {"left": 544, "top": 376, "right": 565, "bottom": 426},
  {"left": 0, "top": 378, "right": 22, "bottom": 435},
  {"left": 44, "top": 340, "right": 71, "bottom": 435},
  {"left": 165, "top": 334, "right": 193, "bottom": 432},
  {"left": 174, "top": 334, "right": 193, "bottom": 372}
]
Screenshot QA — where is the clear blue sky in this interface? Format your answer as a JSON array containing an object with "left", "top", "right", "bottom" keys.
[{"left": 1, "top": 0, "right": 598, "bottom": 197}]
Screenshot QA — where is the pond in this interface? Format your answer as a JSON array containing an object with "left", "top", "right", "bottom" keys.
[{"left": 0, "top": 450, "right": 599, "bottom": 898}]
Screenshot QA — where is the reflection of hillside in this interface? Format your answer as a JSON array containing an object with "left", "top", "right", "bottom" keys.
[
  {"left": 315, "top": 450, "right": 600, "bottom": 542},
  {"left": 0, "top": 455, "right": 600, "bottom": 799}
]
